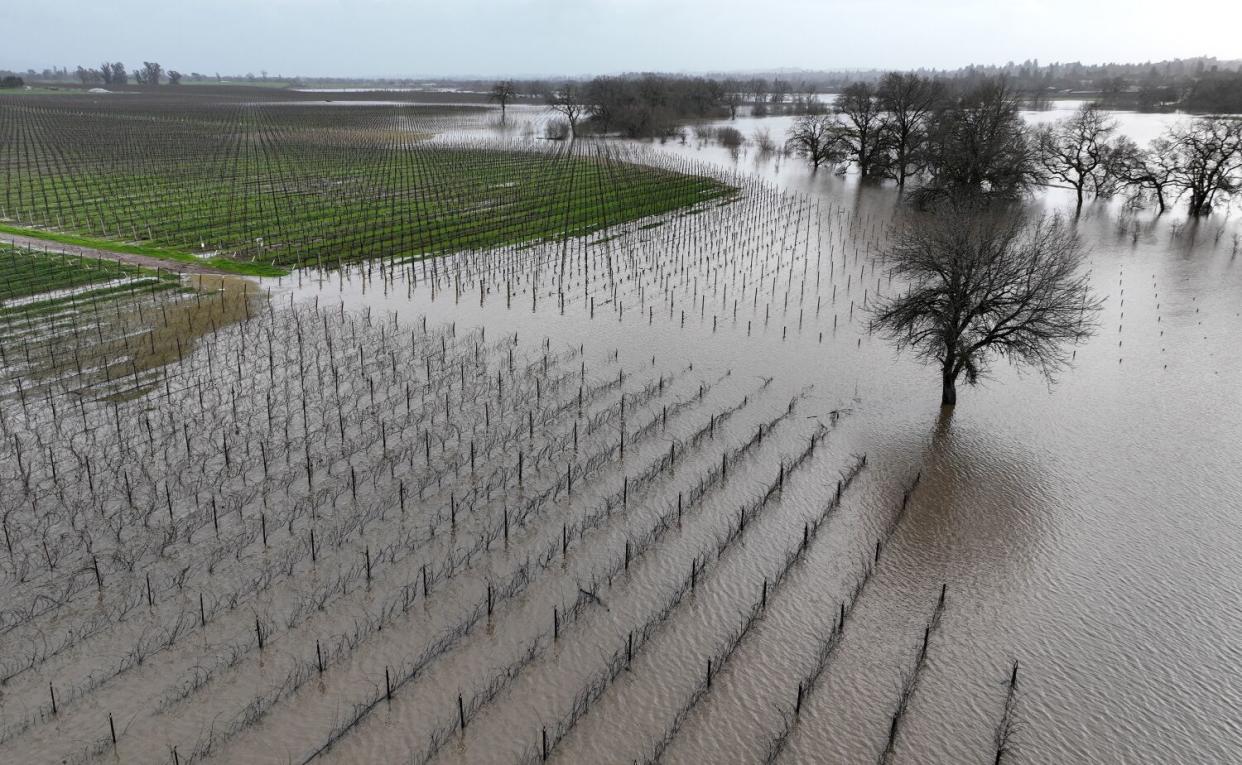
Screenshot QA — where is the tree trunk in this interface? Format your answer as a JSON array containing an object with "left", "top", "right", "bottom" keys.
[
  {"left": 941, "top": 370, "right": 957, "bottom": 407},
  {"left": 1189, "top": 188, "right": 1208, "bottom": 217},
  {"left": 1074, "top": 185, "right": 1084, "bottom": 216}
]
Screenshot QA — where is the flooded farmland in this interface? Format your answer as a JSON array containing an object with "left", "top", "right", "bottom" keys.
[{"left": 1, "top": 96, "right": 1241, "bottom": 765}]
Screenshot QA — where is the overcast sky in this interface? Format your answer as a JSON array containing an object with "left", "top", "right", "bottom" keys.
[{"left": 6, "top": 0, "right": 1241, "bottom": 78}]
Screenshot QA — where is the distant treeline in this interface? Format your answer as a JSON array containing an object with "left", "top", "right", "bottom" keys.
[
  {"left": 8, "top": 54, "right": 1242, "bottom": 113},
  {"left": 3, "top": 64, "right": 274, "bottom": 87},
  {"left": 510, "top": 62, "right": 1242, "bottom": 136},
  {"left": 474, "top": 56, "right": 1242, "bottom": 117},
  {"left": 526, "top": 66, "right": 1242, "bottom": 130},
  {"left": 529, "top": 70, "right": 1242, "bottom": 149},
  {"left": 475, "top": 75, "right": 826, "bottom": 138},
  {"left": 705, "top": 57, "right": 1242, "bottom": 113},
  {"left": 537, "top": 76, "right": 836, "bottom": 137}
]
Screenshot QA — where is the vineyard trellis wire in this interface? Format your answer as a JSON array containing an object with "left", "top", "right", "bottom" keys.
[{"left": 0, "top": 89, "right": 1031, "bottom": 765}]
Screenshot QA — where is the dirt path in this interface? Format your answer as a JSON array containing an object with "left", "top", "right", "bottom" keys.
[{"left": 0, "top": 231, "right": 230, "bottom": 275}]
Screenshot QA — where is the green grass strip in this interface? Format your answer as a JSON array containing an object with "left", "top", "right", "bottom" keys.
[{"left": 0, "top": 223, "right": 288, "bottom": 277}]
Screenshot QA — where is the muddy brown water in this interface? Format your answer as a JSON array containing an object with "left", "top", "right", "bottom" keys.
[{"left": 1, "top": 105, "right": 1240, "bottom": 765}]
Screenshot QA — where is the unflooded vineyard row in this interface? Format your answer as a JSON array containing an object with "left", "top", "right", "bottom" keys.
[{"left": 0, "top": 99, "right": 731, "bottom": 269}]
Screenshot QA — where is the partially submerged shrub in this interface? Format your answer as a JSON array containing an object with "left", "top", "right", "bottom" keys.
[{"left": 544, "top": 119, "right": 570, "bottom": 141}]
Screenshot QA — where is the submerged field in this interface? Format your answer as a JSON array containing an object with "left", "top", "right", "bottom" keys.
[
  {"left": 0, "top": 90, "right": 1241, "bottom": 765},
  {"left": 0, "top": 96, "right": 732, "bottom": 271}
]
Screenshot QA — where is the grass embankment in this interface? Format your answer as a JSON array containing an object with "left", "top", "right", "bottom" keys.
[
  {"left": 0, "top": 224, "right": 287, "bottom": 277},
  {"left": 1, "top": 99, "right": 734, "bottom": 272}
]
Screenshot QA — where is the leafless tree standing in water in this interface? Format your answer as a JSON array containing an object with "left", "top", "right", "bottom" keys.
[
  {"left": 752, "top": 128, "right": 776, "bottom": 155},
  {"left": 877, "top": 72, "right": 943, "bottom": 189},
  {"left": 872, "top": 204, "right": 1101, "bottom": 407},
  {"left": 836, "top": 82, "right": 887, "bottom": 178},
  {"left": 1035, "top": 103, "right": 1119, "bottom": 215},
  {"left": 785, "top": 114, "right": 843, "bottom": 171},
  {"left": 1164, "top": 116, "right": 1242, "bottom": 216},
  {"left": 548, "top": 83, "right": 585, "bottom": 138},
  {"left": 918, "top": 79, "right": 1038, "bottom": 205},
  {"left": 1108, "top": 136, "right": 1179, "bottom": 213},
  {"left": 490, "top": 80, "right": 516, "bottom": 122}
]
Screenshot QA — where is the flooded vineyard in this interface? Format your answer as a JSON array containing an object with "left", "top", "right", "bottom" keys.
[{"left": 1, "top": 95, "right": 1241, "bottom": 765}]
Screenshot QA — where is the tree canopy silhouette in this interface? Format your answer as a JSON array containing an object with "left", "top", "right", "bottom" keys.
[{"left": 872, "top": 204, "right": 1101, "bottom": 407}]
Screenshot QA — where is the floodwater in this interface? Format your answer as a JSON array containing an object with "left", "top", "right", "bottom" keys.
[{"left": 1, "top": 103, "right": 1240, "bottom": 765}]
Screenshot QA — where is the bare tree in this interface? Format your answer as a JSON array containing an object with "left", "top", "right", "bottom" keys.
[
  {"left": 920, "top": 78, "right": 1038, "bottom": 204},
  {"left": 1035, "top": 103, "right": 1118, "bottom": 215},
  {"left": 99, "top": 61, "right": 115, "bottom": 85},
  {"left": 747, "top": 78, "right": 768, "bottom": 105},
  {"left": 785, "top": 114, "right": 844, "bottom": 170},
  {"left": 876, "top": 72, "right": 943, "bottom": 189},
  {"left": 547, "top": 84, "right": 585, "bottom": 138},
  {"left": 836, "top": 82, "right": 888, "bottom": 178},
  {"left": 489, "top": 80, "right": 516, "bottom": 122},
  {"left": 753, "top": 128, "right": 776, "bottom": 154},
  {"left": 1165, "top": 116, "right": 1242, "bottom": 216},
  {"left": 1109, "top": 136, "right": 1178, "bottom": 213},
  {"left": 167, "top": 70, "right": 182, "bottom": 86},
  {"left": 770, "top": 79, "right": 791, "bottom": 104},
  {"left": 583, "top": 77, "right": 622, "bottom": 133},
  {"left": 724, "top": 91, "right": 744, "bottom": 120},
  {"left": 872, "top": 205, "right": 1100, "bottom": 407}
]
